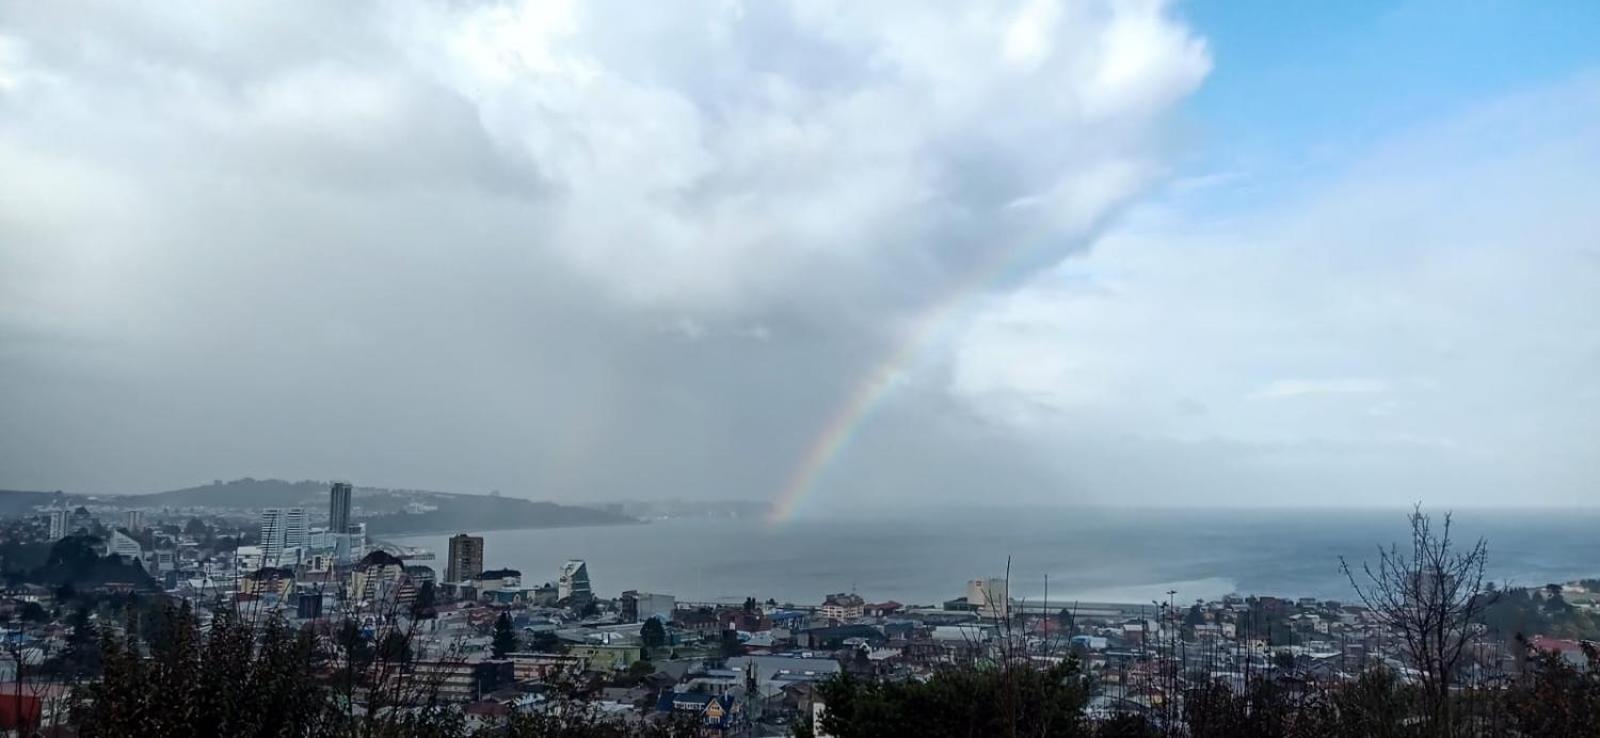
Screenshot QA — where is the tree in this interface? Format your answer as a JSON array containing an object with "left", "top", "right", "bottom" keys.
[
  {"left": 18, "top": 600, "right": 46, "bottom": 623},
  {"left": 814, "top": 659, "right": 1093, "bottom": 738},
  {"left": 742, "top": 596, "right": 757, "bottom": 613},
  {"left": 54, "top": 604, "right": 100, "bottom": 678},
  {"left": 529, "top": 630, "right": 562, "bottom": 654},
  {"left": 640, "top": 617, "right": 666, "bottom": 652},
  {"left": 1506, "top": 638, "right": 1600, "bottom": 737},
  {"left": 619, "top": 658, "right": 655, "bottom": 686},
  {"left": 1055, "top": 608, "right": 1076, "bottom": 634},
  {"left": 377, "top": 629, "right": 413, "bottom": 666},
  {"left": 718, "top": 628, "right": 743, "bottom": 659},
  {"left": 492, "top": 611, "right": 519, "bottom": 658},
  {"left": 183, "top": 516, "right": 210, "bottom": 537},
  {"left": 411, "top": 580, "right": 437, "bottom": 619},
  {"left": 1341, "top": 505, "right": 1495, "bottom": 735}
]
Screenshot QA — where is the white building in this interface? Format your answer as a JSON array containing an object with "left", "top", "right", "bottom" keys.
[
  {"left": 622, "top": 591, "right": 677, "bottom": 623},
  {"left": 967, "top": 577, "right": 1011, "bottom": 620},
  {"left": 233, "top": 545, "right": 265, "bottom": 576},
  {"left": 558, "top": 560, "right": 592, "bottom": 602},
  {"left": 259, "top": 507, "right": 308, "bottom": 566},
  {"left": 47, "top": 510, "right": 68, "bottom": 540},
  {"left": 107, "top": 529, "right": 143, "bottom": 560}
]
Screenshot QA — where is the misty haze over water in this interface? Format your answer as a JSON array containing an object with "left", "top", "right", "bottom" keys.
[{"left": 397, "top": 507, "right": 1600, "bottom": 606}]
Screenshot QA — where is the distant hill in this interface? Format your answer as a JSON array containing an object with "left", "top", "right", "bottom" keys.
[
  {"left": 119, "top": 478, "right": 637, "bottom": 535},
  {"left": 134, "top": 478, "right": 334, "bottom": 509},
  {"left": 0, "top": 489, "right": 73, "bottom": 516}
]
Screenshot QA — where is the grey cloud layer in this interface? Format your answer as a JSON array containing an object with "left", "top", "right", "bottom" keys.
[{"left": 0, "top": 1, "right": 1208, "bottom": 505}]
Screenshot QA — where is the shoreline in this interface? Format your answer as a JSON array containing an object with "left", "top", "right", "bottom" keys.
[{"left": 373, "top": 517, "right": 649, "bottom": 540}]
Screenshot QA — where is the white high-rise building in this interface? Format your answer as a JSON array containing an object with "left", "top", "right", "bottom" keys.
[
  {"left": 558, "top": 559, "right": 592, "bottom": 603},
  {"left": 259, "top": 507, "right": 308, "bottom": 566},
  {"left": 47, "top": 510, "right": 69, "bottom": 540}
]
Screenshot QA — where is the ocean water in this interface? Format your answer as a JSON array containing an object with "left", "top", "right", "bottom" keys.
[{"left": 392, "top": 507, "right": 1600, "bottom": 607}]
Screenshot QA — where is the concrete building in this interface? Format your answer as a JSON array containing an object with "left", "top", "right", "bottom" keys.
[
  {"left": 329, "top": 481, "right": 352, "bottom": 535},
  {"left": 967, "top": 577, "right": 1011, "bottom": 620},
  {"left": 107, "top": 529, "right": 143, "bottom": 560},
  {"left": 349, "top": 550, "right": 409, "bottom": 605},
  {"left": 46, "top": 510, "right": 68, "bottom": 541},
  {"left": 820, "top": 593, "right": 865, "bottom": 621},
  {"left": 260, "top": 508, "right": 308, "bottom": 566},
  {"left": 558, "top": 560, "right": 592, "bottom": 603},
  {"left": 239, "top": 567, "right": 295, "bottom": 597},
  {"left": 446, "top": 533, "right": 485, "bottom": 584},
  {"left": 392, "top": 660, "right": 514, "bottom": 703},
  {"left": 473, "top": 568, "right": 522, "bottom": 597},
  {"left": 122, "top": 510, "right": 145, "bottom": 532},
  {"left": 620, "top": 591, "right": 676, "bottom": 623}
]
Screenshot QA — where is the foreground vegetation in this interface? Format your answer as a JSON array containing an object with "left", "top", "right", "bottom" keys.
[{"left": 799, "top": 644, "right": 1600, "bottom": 738}]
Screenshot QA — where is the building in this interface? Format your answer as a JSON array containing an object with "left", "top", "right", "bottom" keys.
[
  {"left": 144, "top": 549, "right": 177, "bottom": 574},
  {"left": 391, "top": 660, "right": 514, "bottom": 703},
  {"left": 46, "top": 510, "right": 68, "bottom": 541},
  {"left": 297, "top": 591, "right": 325, "bottom": 619},
  {"left": 473, "top": 568, "right": 522, "bottom": 598},
  {"left": 329, "top": 482, "right": 352, "bottom": 535},
  {"left": 349, "top": 550, "right": 409, "bottom": 605},
  {"left": 819, "top": 593, "right": 865, "bottom": 621},
  {"left": 565, "top": 640, "right": 642, "bottom": 673},
  {"left": 404, "top": 565, "right": 436, "bottom": 588},
  {"left": 239, "top": 567, "right": 295, "bottom": 598},
  {"left": 967, "top": 577, "right": 1010, "bottom": 619},
  {"left": 122, "top": 510, "right": 145, "bottom": 532},
  {"left": 655, "top": 692, "right": 742, "bottom": 733},
  {"left": 446, "top": 534, "right": 484, "bottom": 584},
  {"left": 621, "top": 591, "right": 677, "bottom": 623},
  {"left": 558, "top": 560, "right": 592, "bottom": 603},
  {"left": 107, "top": 529, "right": 143, "bottom": 560},
  {"left": 259, "top": 508, "right": 308, "bottom": 566},
  {"left": 505, "top": 652, "right": 586, "bottom": 683}
]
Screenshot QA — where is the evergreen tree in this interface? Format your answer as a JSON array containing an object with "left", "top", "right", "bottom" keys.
[
  {"left": 640, "top": 617, "right": 667, "bottom": 652},
  {"left": 493, "top": 611, "right": 519, "bottom": 657},
  {"left": 411, "top": 580, "right": 437, "bottom": 619}
]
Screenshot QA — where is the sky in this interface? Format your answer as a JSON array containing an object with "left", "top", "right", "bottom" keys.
[{"left": 1, "top": 1, "right": 1596, "bottom": 511}]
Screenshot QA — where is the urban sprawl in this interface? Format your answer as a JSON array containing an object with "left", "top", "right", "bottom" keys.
[{"left": 0, "top": 483, "right": 1594, "bottom": 735}]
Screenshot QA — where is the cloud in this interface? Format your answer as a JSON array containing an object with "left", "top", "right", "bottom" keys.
[
  {"left": 1248, "top": 379, "right": 1390, "bottom": 401},
  {"left": 0, "top": 1, "right": 1209, "bottom": 502},
  {"left": 948, "top": 76, "right": 1600, "bottom": 505}
]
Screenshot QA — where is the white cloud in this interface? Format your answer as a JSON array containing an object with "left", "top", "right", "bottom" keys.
[
  {"left": 948, "top": 77, "right": 1600, "bottom": 505},
  {"left": 1248, "top": 379, "right": 1390, "bottom": 401}
]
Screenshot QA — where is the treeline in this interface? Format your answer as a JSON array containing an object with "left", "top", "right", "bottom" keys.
[
  {"left": 0, "top": 534, "right": 154, "bottom": 590},
  {"left": 1481, "top": 583, "right": 1600, "bottom": 642},
  {"left": 801, "top": 646, "right": 1600, "bottom": 738}
]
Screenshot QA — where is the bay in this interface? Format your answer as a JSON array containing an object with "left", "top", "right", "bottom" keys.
[{"left": 391, "top": 507, "right": 1600, "bottom": 607}]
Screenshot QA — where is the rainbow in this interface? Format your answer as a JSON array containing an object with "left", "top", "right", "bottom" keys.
[{"left": 765, "top": 238, "right": 1037, "bottom": 525}]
